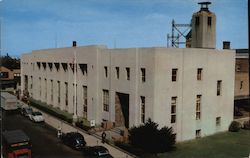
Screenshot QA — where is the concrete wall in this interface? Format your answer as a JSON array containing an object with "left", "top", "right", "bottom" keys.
[{"left": 21, "top": 45, "right": 235, "bottom": 142}]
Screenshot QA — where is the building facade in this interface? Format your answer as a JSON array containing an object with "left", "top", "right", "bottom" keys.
[
  {"left": 0, "top": 66, "right": 21, "bottom": 90},
  {"left": 234, "top": 49, "right": 249, "bottom": 100},
  {"left": 21, "top": 46, "right": 235, "bottom": 142}
]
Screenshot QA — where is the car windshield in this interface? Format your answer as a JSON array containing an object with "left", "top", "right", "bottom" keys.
[
  {"left": 33, "top": 112, "right": 42, "bottom": 116},
  {"left": 25, "top": 108, "right": 32, "bottom": 113}
]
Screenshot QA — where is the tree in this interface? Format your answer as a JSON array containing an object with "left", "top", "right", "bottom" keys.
[
  {"left": 129, "top": 118, "right": 176, "bottom": 153},
  {"left": 0, "top": 55, "right": 20, "bottom": 69}
]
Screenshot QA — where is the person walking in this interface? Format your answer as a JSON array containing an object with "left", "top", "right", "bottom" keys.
[{"left": 101, "top": 131, "right": 106, "bottom": 144}]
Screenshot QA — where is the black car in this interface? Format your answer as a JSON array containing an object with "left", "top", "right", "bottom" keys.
[
  {"left": 82, "top": 146, "right": 113, "bottom": 158},
  {"left": 61, "top": 132, "right": 86, "bottom": 150}
]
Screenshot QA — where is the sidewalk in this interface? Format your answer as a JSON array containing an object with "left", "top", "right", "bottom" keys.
[{"left": 19, "top": 101, "right": 135, "bottom": 158}]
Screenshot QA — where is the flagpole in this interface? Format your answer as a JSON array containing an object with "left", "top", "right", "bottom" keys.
[{"left": 73, "top": 42, "right": 77, "bottom": 121}]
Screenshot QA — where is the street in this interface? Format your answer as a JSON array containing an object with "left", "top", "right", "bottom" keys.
[{"left": 1, "top": 110, "right": 83, "bottom": 158}]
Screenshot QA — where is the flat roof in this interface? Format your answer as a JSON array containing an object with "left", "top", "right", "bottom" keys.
[
  {"left": 1, "top": 92, "right": 17, "bottom": 99},
  {"left": 3, "top": 130, "right": 30, "bottom": 144}
]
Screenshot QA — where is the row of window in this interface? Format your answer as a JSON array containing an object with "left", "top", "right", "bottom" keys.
[
  {"left": 103, "top": 67, "right": 204, "bottom": 82},
  {"left": 102, "top": 79, "right": 222, "bottom": 124},
  {"left": 196, "top": 117, "right": 221, "bottom": 138},
  {"left": 31, "top": 62, "right": 88, "bottom": 75},
  {"left": 29, "top": 77, "right": 88, "bottom": 118},
  {"left": 195, "top": 16, "right": 212, "bottom": 26}
]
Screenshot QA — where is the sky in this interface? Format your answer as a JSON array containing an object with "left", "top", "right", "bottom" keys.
[{"left": 0, "top": 0, "right": 248, "bottom": 57}]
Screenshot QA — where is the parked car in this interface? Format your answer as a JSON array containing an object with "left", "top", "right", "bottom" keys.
[
  {"left": 29, "top": 111, "right": 45, "bottom": 122},
  {"left": 82, "top": 146, "right": 113, "bottom": 158},
  {"left": 21, "top": 107, "right": 33, "bottom": 117},
  {"left": 61, "top": 132, "right": 86, "bottom": 150}
]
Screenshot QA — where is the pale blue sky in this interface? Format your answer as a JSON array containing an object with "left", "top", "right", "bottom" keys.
[{"left": 0, "top": 0, "right": 248, "bottom": 57}]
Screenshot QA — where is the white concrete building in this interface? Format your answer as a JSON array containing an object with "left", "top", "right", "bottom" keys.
[{"left": 21, "top": 2, "right": 235, "bottom": 142}]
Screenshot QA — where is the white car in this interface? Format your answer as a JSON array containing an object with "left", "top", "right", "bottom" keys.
[{"left": 29, "top": 111, "right": 45, "bottom": 122}]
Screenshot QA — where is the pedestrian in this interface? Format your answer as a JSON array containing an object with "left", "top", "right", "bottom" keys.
[
  {"left": 57, "top": 126, "right": 62, "bottom": 138},
  {"left": 101, "top": 131, "right": 106, "bottom": 144}
]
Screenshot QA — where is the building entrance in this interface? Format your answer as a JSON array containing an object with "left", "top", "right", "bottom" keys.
[{"left": 115, "top": 92, "right": 129, "bottom": 128}]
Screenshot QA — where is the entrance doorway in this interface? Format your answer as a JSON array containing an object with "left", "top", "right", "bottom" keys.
[{"left": 115, "top": 92, "right": 129, "bottom": 128}]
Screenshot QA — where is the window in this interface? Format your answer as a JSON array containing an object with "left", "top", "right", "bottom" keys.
[
  {"left": 140, "top": 96, "right": 145, "bottom": 123},
  {"left": 240, "top": 81, "right": 243, "bottom": 90},
  {"left": 208, "top": 17, "right": 212, "bottom": 26},
  {"left": 141, "top": 68, "right": 146, "bottom": 82},
  {"left": 216, "top": 117, "right": 221, "bottom": 126},
  {"left": 217, "top": 80, "right": 222, "bottom": 96},
  {"left": 51, "top": 80, "right": 53, "bottom": 102},
  {"left": 45, "top": 79, "right": 47, "bottom": 100},
  {"left": 30, "top": 76, "right": 33, "bottom": 90},
  {"left": 103, "top": 90, "right": 109, "bottom": 112},
  {"left": 48, "top": 63, "right": 53, "bottom": 71},
  {"left": 195, "top": 17, "right": 200, "bottom": 26},
  {"left": 115, "top": 67, "right": 119, "bottom": 79},
  {"left": 0, "top": 72, "right": 9, "bottom": 78},
  {"left": 197, "top": 68, "right": 202, "bottom": 80},
  {"left": 79, "top": 64, "right": 87, "bottom": 75},
  {"left": 171, "top": 97, "right": 177, "bottom": 123},
  {"left": 65, "top": 82, "right": 68, "bottom": 106},
  {"left": 196, "top": 129, "right": 201, "bottom": 138},
  {"left": 126, "top": 67, "right": 130, "bottom": 80},
  {"left": 83, "top": 86, "right": 87, "bottom": 118},
  {"left": 39, "top": 77, "right": 41, "bottom": 96},
  {"left": 196, "top": 95, "right": 201, "bottom": 120},
  {"left": 54, "top": 63, "right": 60, "bottom": 71},
  {"left": 57, "top": 81, "right": 60, "bottom": 104},
  {"left": 172, "top": 69, "right": 178, "bottom": 82},
  {"left": 104, "top": 66, "right": 108, "bottom": 78}
]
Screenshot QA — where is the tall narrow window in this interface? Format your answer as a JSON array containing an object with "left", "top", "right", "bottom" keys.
[
  {"left": 83, "top": 86, "right": 87, "bottom": 118},
  {"left": 45, "top": 79, "right": 47, "bottom": 100},
  {"left": 140, "top": 96, "right": 145, "bottom": 123},
  {"left": 141, "top": 68, "right": 146, "bottom": 82},
  {"left": 195, "top": 17, "right": 200, "bottom": 26},
  {"left": 126, "top": 67, "right": 130, "bottom": 80},
  {"left": 115, "top": 67, "right": 119, "bottom": 79},
  {"left": 104, "top": 66, "right": 108, "bottom": 78},
  {"left": 103, "top": 90, "right": 109, "bottom": 112},
  {"left": 30, "top": 76, "right": 33, "bottom": 90},
  {"left": 57, "top": 81, "right": 60, "bottom": 104},
  {"left": 171, "top": 97, "right": 177, "bottom": 123},
  {"left": 196, "top": 95, "right": 201, "bottom": 120},
  {"left": 65, "top": 82, "right": 68, "bottom": 106},
  {"left": 51, "top": 80, "right": 53, "bottom": 102},
  {"left": 172, "top": 68, "right": 178, "bottom": 82},
  {"left": 197, "top": 68, "right": 202, "bottom": 80},
  {"left": 39, "top": 77, "right": 41, "bottom": 96},
  {"left": 217, "top": 80, "right": 222, "bottom": 96},
  {"left": 208, "top": 17, "right": 212, "bottom": 26}
]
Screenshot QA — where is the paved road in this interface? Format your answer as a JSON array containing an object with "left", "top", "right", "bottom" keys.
[{"left": 1, "top": 110, "right": 83, "bottom": 158}]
